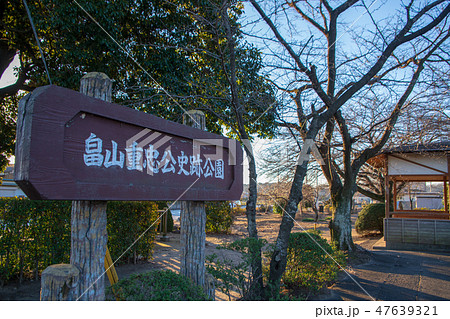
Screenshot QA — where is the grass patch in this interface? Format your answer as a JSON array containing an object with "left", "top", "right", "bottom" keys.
[{"left": 106, "top": 270, "right": 209, "bottom": 301}]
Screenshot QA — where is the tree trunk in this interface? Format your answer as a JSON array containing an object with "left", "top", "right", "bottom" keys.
[
  {"left": 69, "top": 72, "right": 111, "bottom": 301},
  {"left": 220, "top": 6, "right": 264, "bottom": 299},
  {"left": 268, "top": 161, "right": 308, "bottom": 295},
  {"left": 329, "top": 191, "right": 355, "bottom": 251},
  {"left": 312, "top": 206, "right": 319, "bottom": 222},
  {"left": 245, "top": 152, "right": 264, "bottom": 299}
]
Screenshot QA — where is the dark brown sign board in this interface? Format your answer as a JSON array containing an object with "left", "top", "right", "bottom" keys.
[{"left": 15, "top": 85, "right": 243, "bottom": 201}]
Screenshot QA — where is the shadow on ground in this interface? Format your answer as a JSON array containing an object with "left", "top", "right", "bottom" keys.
[{"left": 1, "top": 211, "right": 449, "bottom": 301}]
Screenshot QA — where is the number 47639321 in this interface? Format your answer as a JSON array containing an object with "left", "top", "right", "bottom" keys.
[{"left": 375, "top": 305, "right": 437, "bottom": 316}]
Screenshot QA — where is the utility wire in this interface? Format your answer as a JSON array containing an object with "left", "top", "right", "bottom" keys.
[{"left": 23, "top": 0, "right": 52, "bottom": 85}]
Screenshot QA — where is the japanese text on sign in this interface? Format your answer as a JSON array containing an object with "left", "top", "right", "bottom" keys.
[{"left": 83, "top": 132, "right": 224, "bottom": 179}]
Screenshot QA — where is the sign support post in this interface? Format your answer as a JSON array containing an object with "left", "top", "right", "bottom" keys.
[
  {"left": 70, "top": 72, "right": 111, "bottom": 300},
  {"left": 180, "top": 110, "right": 214, "bottom": 299},
  {"left": 40, "top": 264, "right": 80, "bottom": 301}
]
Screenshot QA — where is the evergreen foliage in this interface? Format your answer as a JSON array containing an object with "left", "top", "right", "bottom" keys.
[
  {"left": 355, "top": 203, "right": 385, "bottom": 234},
  {"left": 205, "top": 201, "right": 234, "bottom": 234},
  {"left": 106, "top": 270, "right": 209, "bottom": 301},
  {"left": 282, "top": 231, "right": 345, "bottom": 294},
  {"left": 0, "top": 198, "right": 160, "bottom": 285}
]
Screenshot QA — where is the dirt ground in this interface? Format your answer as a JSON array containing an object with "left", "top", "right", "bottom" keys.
[{"left": 0, "top": 210, "right": 380, "bottom": 301}]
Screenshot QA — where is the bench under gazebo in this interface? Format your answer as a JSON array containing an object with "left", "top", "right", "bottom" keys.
[{"left": 369, "top": 141, "right": 450, "bottom": 251}]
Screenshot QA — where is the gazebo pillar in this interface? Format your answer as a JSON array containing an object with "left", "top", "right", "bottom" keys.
[
  {"left": 444, "top": 177, "right": 448, "bottom": 215},
  {"left": 384, "top": 154, "right": 390, "bottom": 219},
  {"left": 446, "top": 154, "right": 450, "bottom": 216}
]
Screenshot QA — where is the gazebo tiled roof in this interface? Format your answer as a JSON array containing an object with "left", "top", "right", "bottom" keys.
[
  {"left": 381, "top": 141, "right": 450, "bottom": 154},
  {"left": 368, "top": 141, "right": 450, "bottom": 168}
]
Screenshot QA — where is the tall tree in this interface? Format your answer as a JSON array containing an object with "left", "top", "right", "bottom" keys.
[
  {"left": 168, "top": 0, "right": 277, "bottom": 298},
  {"left": 1, "top": 0, "right": 277, "bottom": 169},
  {"left": 0, "top": 0, "right": 211, "bottom": 170},
  {"left": 249, "top": 0, "right": 450, "bottom": 290}
]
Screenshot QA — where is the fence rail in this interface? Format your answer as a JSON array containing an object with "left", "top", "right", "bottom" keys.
[{"left": 385, "top": 218, "right": 450, "bottom": 247}]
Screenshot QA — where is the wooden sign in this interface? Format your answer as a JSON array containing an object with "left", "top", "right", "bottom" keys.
[{"left": 15, "top": 85, "right": 243, "bottom": 201}]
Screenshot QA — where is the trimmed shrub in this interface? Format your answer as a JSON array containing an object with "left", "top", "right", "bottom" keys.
[
  {"left": 205, "top": 201, "right": 234, "bottom": 234},
  {"left": 282, "top": 231, "right": 346, "bottom": 293},
  {"left": 355, "top": 203, "right": 385, "bottom": 234},
  {"left": 0, "top": 198, "right": 160, "bottom": 284},
  {"left": 274, "top": 199, "right": 287, "bottom": 215},
  {"left": 233, "top": 205, "right": 246, "bottom": 215},
  {"left": 166, "top": 210, "right": 174, "bottom": 232},
  {"left": 158, "top": 210, "right": 174, "bottom": 233},
  {"left": 106, "top": 270, "right": 209, "bottom": 301}
]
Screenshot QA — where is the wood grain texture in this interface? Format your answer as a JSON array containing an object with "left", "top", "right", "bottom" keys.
[
  {"left": 70, "top": 73, "right": 110, "bottom": 301},
  {"left": 40, "top": 264, "right": 79, "bottom": 301},
  {"left": 385, "top": 218, "right": 450, "bottom": 245},
  {"left": 180, "top": 200, "right": 206, "bottom": 288},
  {"left": 79, "top": 72, "right": 112, "bottom": 102},
  {"left": 71, "top": 200, "right": 108, "bottom": 300},
  {"left": 180, "top": 110, "right": 211, "bottom": 298}
]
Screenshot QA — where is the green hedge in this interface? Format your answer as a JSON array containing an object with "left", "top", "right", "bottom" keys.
[
  {"left": 0, "top": 198, "right": 160, "bottom": 285},
  {"left": 205, "top": 201, "right": 234, "bottom": 234},
  {"left": 107, "top": 201, "right": 160, "bottom": 264},
  {"left": 355, "top": 203, "right": 385, "bottom": 234},
  {"left": 0, "top": 198, "right": 71, "bottom": 285},
  {"left": 274, "top": 199, "right": 288, "bottom": 215}
]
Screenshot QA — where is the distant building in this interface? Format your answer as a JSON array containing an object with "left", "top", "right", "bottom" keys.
[
  {"left": 0, "top": 166, "right": 26, "bottom": 198},
  {"left": 353, "top": 192, "right": 375, "bottom": 211},
  {"left": 416, "top": 193, "right": 444, "bottom": 210},
  {"left": 397, "top": 192, "right": 444, "bottom": 210}
]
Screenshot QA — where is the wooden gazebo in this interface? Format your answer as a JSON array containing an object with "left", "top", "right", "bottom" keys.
[{"left": 369, "top": 141, "right": 450, "bottom": 250}]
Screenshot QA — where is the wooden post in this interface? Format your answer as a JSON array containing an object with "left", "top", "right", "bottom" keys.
[
  {"left": 159, "top": 209, "right": 170, "bottom": 242},
  {"left": 70, "top": 72, "right": 111, "bottom": 300},
  {"left": 40, "top": 264, "right": 79, "bottom": 301},
  {"left": 384, "top": 154, "right": 390, "bottom": 219},
  {"left": 180, "top": 200, "right": 206, "bottom": 285},
  {"left": 180, "top": 110, "right": 213, "bottom": 298},
  {"left": 104, "top": 247, "right": 119, "bottom": 286},
  {"left": 444, "top": 177, "right": 449, "bottom": 216},
  {"left": 446, "top": 155, "right": 450, "bottom": 217},
  {"left": 393, "top": 180, "right": 397, "bottom": 212},
  {"left": 79, "top": 72, "right": 112, "bottom": 102}
]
